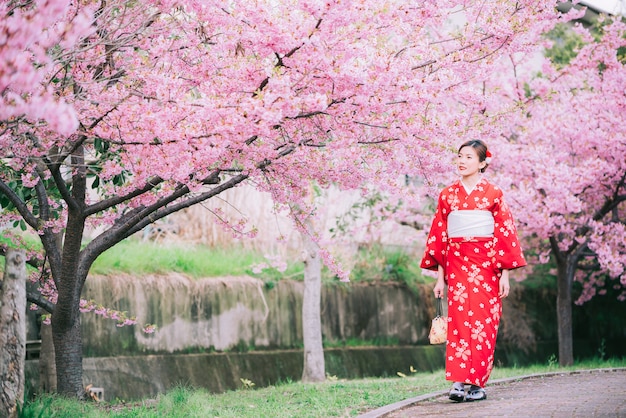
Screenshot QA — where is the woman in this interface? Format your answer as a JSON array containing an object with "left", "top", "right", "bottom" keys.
[{"left": 420, "top": 139, "right": 526, "bottom": 402}]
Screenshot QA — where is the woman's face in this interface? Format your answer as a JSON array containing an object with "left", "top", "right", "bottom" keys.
[{"left": 457, "top": 146, "right": 485, "bottom": 177}]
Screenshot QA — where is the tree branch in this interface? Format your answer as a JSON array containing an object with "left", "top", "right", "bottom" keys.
[
  {"left": 27, "top": 290, "right": 55, "bottom": 314},
  {"left": 358, "top": 138, "right": 399, "bottom": 145},
  {"left": 81, "top": 141, "right": 300, "bottom": 268},
  {"left": 81, "top": 171, "right": 248, "bottom": 269},
  {"left": 468, "top": 36, "right": 510, "bottom": 63},
  {"left": 549, "top": 235, "right": 565, "bottom": 264},
  {"left": 412, "top": 34, "right": 497, "bottom": 70},
  {"left": 84, "top": 175, "right": 165, "bottom": 216},
  {"left": 33, "top": 172, "right": 50, "bottom": 222},
  {"left": 593, "top": 172, "right": 626, "bottom": 222}
]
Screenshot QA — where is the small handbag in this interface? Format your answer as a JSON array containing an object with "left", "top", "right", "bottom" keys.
[{"left": 429, "top": 297, "right": 448, "bottom": 345}]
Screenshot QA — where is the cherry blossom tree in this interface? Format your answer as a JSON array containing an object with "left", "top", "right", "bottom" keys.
[
  {"left": 484, "top": 16, "right": 626, "bottom": 366},
  {"left": 374, "top": 5, "right": 625, "bottom": 368},
  {"left": 0, "top": 0, "right": 560, "bottom": 397},
  {"left": 0, "top": 0, "right": 91, "bottom": 135}
]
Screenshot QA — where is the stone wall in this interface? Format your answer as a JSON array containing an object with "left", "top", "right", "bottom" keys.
[
  {"left": 79, "top": 275, "right": 433, "bottom": 356},
  {"left": 27, "top": 346, "right": 447, "bottom": 401}
]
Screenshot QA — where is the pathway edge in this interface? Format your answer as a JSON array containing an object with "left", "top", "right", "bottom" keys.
[{"left": 356, "top": 367, "right": 626, "bottom": 418}]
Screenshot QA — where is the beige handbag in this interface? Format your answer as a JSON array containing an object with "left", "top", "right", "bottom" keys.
[{"left": 429, "top": 297, "right": 447, "bottom": 345}]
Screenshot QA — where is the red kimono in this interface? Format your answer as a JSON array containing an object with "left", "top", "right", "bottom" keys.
[{"left": 420, "top": 178, "right": 526, "bottom": 387}]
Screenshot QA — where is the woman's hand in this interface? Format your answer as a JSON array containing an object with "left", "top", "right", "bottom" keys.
[
  {"left": 499, "top": 269, "right": 510, "bottom": 298},
  {"left": 434, "top": 265, "right": 445, "bottom": 298}
]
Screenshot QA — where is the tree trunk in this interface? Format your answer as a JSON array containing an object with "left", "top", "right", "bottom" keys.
[
  {"left": 51, "top": 267, "right": 85, "bottom": 397},
  {"left": 39, "top": 323, "right": 57, "bottom": 393},
  {"left": 51, "top": 180, "right": 88, "bottom": 398},
  {"left": 301, "top": 231, "right": 325, "bottom": 383},
  {"left": 0, "top": 249, "right": 27, "bottom": 418},
  {"left": 39, "top": 232, "right": 62, "bottom": 394},
  {"left": 51, "top": 299, "right": 84, "bottom": 398},
  {"left": 556, "top": 256, "right": 575, "bottom": 366}
]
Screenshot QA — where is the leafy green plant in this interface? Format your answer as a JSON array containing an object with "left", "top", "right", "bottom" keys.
[
  {"left": 240, "top": 378, "right": 256, "bottom": 389},
  {"left": 597, "top": 338, "right": 607, "bottom": 360},
  {"left": 346, "top": 243, "right": 428, "bottom": 292},
  {"left": 547, "top": 354, "right": 558, "bottom": 368}
]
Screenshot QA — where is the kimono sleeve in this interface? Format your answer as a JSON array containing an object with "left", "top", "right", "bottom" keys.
[
  {"left": 420, "top": 190, "right": 449, "bottom": 271},
  {"left": 491, "top": 190, "right": 527, "bottom": 270}
]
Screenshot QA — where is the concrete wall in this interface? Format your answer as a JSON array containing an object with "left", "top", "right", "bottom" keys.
[
  {"left": 78, "top": 275, "right": 434, "bottom": 356},
  {"left": 27, "top": 346, "right": 447, "bottom": 401}
]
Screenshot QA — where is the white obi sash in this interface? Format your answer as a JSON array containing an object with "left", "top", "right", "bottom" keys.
[{"left": 447, "top": 210, "right": 494, "bottom": 238}]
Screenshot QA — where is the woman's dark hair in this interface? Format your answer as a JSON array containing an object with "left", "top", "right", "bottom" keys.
[{"left": 458, "top": 139, "right": 489, "bottom": 172}]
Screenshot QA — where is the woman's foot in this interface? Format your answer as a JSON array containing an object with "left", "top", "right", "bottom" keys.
[
  {"left": 448, "top": 382, "right": 465, "bottom": 402},
  {"left": 465, "top": 385, "right": 486, "bottom": 402}
]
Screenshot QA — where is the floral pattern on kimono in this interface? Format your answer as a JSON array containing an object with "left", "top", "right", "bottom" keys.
[{"left": 420, "top": 178, "right": 526, "bottom": 387}]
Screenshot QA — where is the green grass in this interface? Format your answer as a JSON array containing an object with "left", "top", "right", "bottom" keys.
[
  {"left": 3, "top": 232, "right": 427, "bottom": 288},
  {"left": 1, "top": 233, "right": 308, "bottom": 283},
  {"left": 88, "top": 239, "right": 428, "bottom": 289},
  {"left": 20, "top": 358, "right": 626, "bottom": 418},
  {"left": 89, "top": 240, "right": 286, "bottom": 278}
]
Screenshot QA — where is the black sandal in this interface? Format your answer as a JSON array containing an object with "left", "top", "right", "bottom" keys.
[
  {"left": 448, "top": 384, "right": 465, "bottom": 402},
  {"left": 465, "top": 386, "right": 486, "bottom": 402}
]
